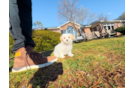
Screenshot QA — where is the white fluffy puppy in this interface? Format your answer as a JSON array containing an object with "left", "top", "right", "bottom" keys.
[{"left": 54, "top": 33, "right": 75, "bottom": 58}]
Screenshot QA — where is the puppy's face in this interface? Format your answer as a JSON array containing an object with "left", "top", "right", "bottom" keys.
[{"left": 60, "top": 34, "right": 75, "bottom": 44}]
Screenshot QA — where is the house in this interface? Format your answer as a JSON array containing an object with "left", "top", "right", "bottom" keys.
[{"left": 45, "top": 20, "right": 125, "bottom": 41}]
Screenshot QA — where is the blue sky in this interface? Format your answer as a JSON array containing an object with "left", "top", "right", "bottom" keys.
[{"left": 32, "top": 0, "right": 125, "bottom": 28}]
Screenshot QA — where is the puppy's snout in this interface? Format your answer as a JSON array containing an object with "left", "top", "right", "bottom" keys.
[{"left": 66, "top": 39, "right": 68, "bottom": 41}]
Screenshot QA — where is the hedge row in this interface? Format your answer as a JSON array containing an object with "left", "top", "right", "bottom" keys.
[
  {"left": 9, "top": 30, "right": 61, "bottom": 58},
  {"left": 9, "top": 33, "right": 15, "bottom": 57},
  {"left": 115, "top": 26, "right": 125, "bottom": 35}
]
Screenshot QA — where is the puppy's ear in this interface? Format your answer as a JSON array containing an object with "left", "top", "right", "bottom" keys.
[
  {"left": 60, "top": 35, "right": 63, "bottom": 41},
  {"left": 71, "top": 34, "right": 75, "bottom": 40}
]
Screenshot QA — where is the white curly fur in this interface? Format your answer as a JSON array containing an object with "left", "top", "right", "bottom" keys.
[{"left": 54, "top": 33, "right": 75, "bottom": 58}]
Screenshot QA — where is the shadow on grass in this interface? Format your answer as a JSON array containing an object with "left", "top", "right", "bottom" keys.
[
  {"left": 41, "top": 50, "right": 53, "bottom": 56},
  {"left": 73, "top": 40, "right": 85, "bottom": 44},
  {"left": 28, "top": 62, "right": 63, "bottom": 88},
  {"left": 28, "top": 50, "right": 63, "bottom": 88}
]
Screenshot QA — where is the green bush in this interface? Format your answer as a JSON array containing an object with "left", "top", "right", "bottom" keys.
[
  {"left": 32, "top": 30, "right": 61, "bottom": 52},
  {"left": 9, "top": 30, "right": 61, "bottom": 58},
  {"left": 9, "top": 33, "right": 15, "bottom": 58},
  {"left": 115, "top": 26, "right": 125, "bottom": 35}
]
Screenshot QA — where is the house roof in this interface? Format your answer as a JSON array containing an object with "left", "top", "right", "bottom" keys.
[
  {"left": 89, "top": 21, "right": 100, "bottom": 26},
  {"left": 45, "top": 21, "right": 81, "bottom": 30},
  {"left": 89, "top": 20, "right": 125, "bottom": 25},
  {"left": 116, "top": 17, "right": 125, "bottom": 20},
  {"left": 45, "top": 27, "right": 59, "bottom": 30},
  {"left": 100, "top": 20, "right": 125, "bottom": 23},
  {"left": 57, "top": 21, "right": 81, "bottom": 28},
  {"left": 89, "top": 20, "right": 125, "bottom": 28},
  {"left": 81, "top": 25, "right": 91, "bottom": 28}
]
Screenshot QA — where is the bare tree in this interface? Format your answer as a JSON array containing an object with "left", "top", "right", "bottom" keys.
[
  {"left": 97, "top": 13, "right": 109, "bottom": 21},
  {"left": 34, "top": 20, "right": 44, "bottom": 30},
  {"left": 57, "top": 0, "right": 78, "bottom": 22},
  {"left": 57, "top": 0, "right": 97, "bottom": 25},
  {"left": 57, "top": 0, "right": 81, "bottom": 37},
  {"left": 86, "top": 13, "right": 97, "bottom": 25},
  {"left": 86, "top": 12, "right": 110, "bottom": 25},
  {"left": 57, "top": 0, "right": 111, "bottom": 25},
  {"left": 77, "top": 6, "right": 90, "bottom": 25}
]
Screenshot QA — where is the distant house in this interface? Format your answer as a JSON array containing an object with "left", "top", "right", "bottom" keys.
[{"left": 44, "top": 20, "right": 125, "bottom": 41}]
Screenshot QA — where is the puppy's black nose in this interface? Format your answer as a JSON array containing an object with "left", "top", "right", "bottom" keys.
[{"left": 66, "top": 39, "right": 68, "bottom": 41}]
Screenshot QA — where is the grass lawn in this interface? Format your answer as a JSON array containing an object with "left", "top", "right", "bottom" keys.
[{"left": 9, "top": 36, "right": 125, "bottom": 88}]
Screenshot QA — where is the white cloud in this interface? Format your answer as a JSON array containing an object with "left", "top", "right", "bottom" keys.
[{"left": 107, "top": 12, "right": 112, "bottom": 15}]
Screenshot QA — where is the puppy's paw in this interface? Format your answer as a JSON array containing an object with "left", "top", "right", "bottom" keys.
[
  {"left": 68, "top": 54, "right": 74, "bottom": 57},
  {"left": 60, "top": 55, "right": 65, "bottom": 58}
]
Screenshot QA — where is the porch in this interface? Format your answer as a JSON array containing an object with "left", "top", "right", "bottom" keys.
[{"left": 91, "top": 23, "right": 116, "bottom": 38}]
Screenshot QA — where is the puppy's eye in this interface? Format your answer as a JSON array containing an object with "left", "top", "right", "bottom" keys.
[{"left": 64, "top": 37, "right": 65, "bottom": 39}]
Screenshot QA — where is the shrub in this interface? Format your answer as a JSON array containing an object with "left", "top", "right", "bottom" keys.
[
  {"left": 9, "top": 30, "right": 61, "bottom": 58},
  {"left": 9, "top": 33, "right": 15, "bottom": 58},
  {"left": 32, "top": 30, "right": 61, "bottom": 52},
  {"left": 115, "top": 26, "right": 125, "bottom": 35}
]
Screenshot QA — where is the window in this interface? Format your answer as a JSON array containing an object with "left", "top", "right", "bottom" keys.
[
  {"left": 61, "top": 26, "right": 78, "bottom": 37},
  {"left": 61, "top": 30, "right": 66, "bottom": 34},
  {"left": 122, "top": 23, "right": 125, "bottom": 26},
  {"left": 118, "top": 23, "right": 120, "bottom": 27},
  {"left": 108, "top": 26, "right": 111, "bottom": 30},
  {"left": 104, "top": 26, "right": 106, "bottom": 30},
  {"left": 66, "top": 26, "right": 77, "bottom": 37}
]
